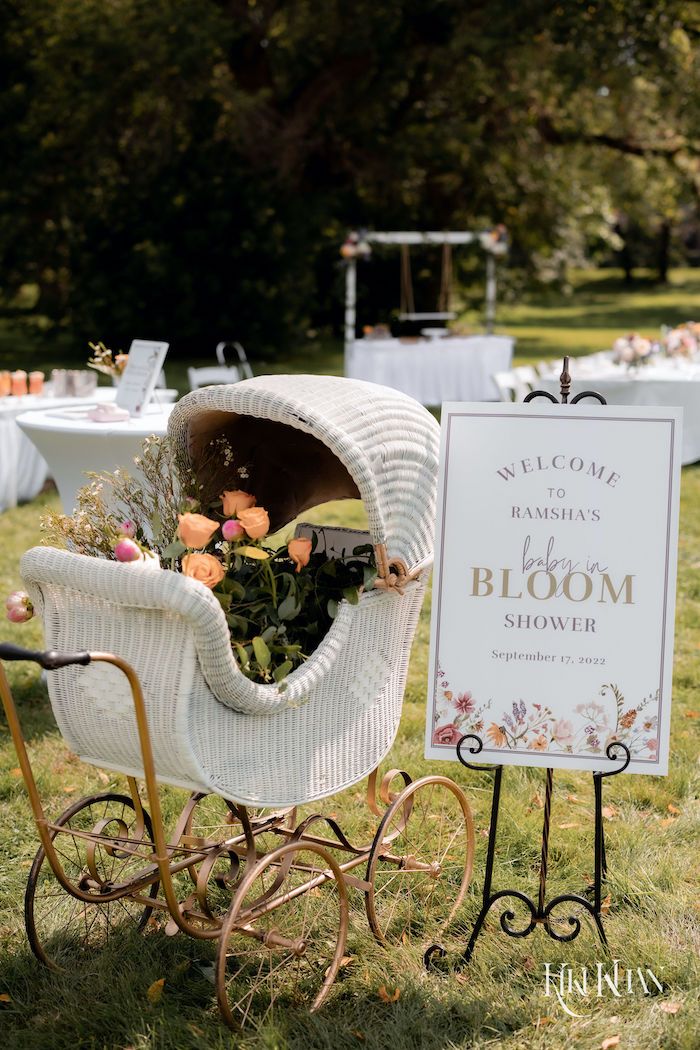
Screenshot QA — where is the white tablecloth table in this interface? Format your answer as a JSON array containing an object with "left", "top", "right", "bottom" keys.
[
  {"left": 538, "top": 363, "right": 700, "bottom": 465},
  {"left": 0, "top": 389, "right": 178, "bottom": 513},
  {"left": 345, "top": 335, "right": 514, "bottom": 404},
  {"left": 16, "top": 402, "right": 176, "bottom": 513}
]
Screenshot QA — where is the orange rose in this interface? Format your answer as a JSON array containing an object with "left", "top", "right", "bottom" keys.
[
  {"left": 221, "top": 490, "right": 256, "bottom": 516},
  {"left": 181, "top": 553, "right": 225, "bottom": 589},
  {"left": 115, "top": 353, "right": 129, "bottom": 373},
  {"left": 177, "top": 513, "right": 220, "bottom": 549},
  {"left": 287, "top": 537, "right": 312, "bottom": 573},
  {"left": 237, "top": 506, "right": 270, "bottom": 540}
]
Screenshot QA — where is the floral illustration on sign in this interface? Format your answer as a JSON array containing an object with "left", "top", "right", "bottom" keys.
[
  {"left": 433, "top": 667, "right": 658, "bottom": 758},
  {"left": 431, "top": 665, "right": 492, "bottom": 746}
]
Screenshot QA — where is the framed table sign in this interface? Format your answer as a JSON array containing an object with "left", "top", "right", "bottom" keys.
[
  {"left": 425, "top": 402, "right": 682, "bottom": 775},
  {"left": 115, "top": 339, "right": 169, "bottom": 417}
]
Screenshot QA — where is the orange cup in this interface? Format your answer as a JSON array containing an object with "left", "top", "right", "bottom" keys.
[
  {"left": 0, "top": 371, "right": 10, "bottom": 397},
  {"left": 29, "top": 370, "right": 45, "bottom": 395},
  {"left": 11, "top": 370, "right": 28, "bottom": 396}
]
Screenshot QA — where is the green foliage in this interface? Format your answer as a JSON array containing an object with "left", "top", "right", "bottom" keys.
[
  {"left": 2, "top": 2, "right": 700, "bottom": 348},
  {"left": 215, "top": 545, "right": 368, "bottom": 684}
]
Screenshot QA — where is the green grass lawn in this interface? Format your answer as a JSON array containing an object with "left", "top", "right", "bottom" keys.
[
  {"left": 496, "top": 267, "right": 700, "bottom": 365},
  {"left": 0, "top": 270, "right": 699, "bottom": 1048}
]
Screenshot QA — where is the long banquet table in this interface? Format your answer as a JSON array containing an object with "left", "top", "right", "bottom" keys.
[
  {"left": 345, "top": 335, "right": 514, "bottom": 404},
  {"left": 538, "top": 360, "right": 700, "bottom": 465}
]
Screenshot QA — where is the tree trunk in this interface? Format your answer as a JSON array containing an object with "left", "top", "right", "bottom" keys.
[{"left": 657, "top": 221, "right": 671, "bottom": 283}]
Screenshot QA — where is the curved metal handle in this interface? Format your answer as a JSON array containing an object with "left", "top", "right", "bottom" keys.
[{"left": 0, "top": 642, "right": 91, "bottom": 670}]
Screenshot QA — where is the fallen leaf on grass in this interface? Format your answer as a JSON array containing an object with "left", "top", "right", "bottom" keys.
[
  {"left": 96, "top": 770, "right": 110, "bottom": 785},
  {"left": 566, "top": 794, "right": 581, "bottom": 803},
  {"left": 602, "top": 805, "right": 618, "bottom": 820},
  {"left": 600, "top": 895, "right": 612, "bottom": 915},
  {"left": 532, "top": 1015, "right": 555, "bottom": 1027},
  {"left": 64, "top": 785, "right": 76, "bottom": 794},
  {"left": 684, "top": 710, "right": 699, "bottom": 719},
  {"left": 659, "top": 817, "right": 677, "bottom": 828},
  {"left": 531, "top": 792, "right": 544, "bottom": 809},
  {"left": 9, "top": 768, "right": 21, "bottom": 778},
  {"left": 558, "top": 822, "right": 581, "bottom": 829},
  {"left": 352, "top": 1031, "right": 365, "bottom": 1041},
  {"left": 147, "top": 978, "right": 165, "bottom": 1004},
  {"left": 0, "top": 993, "right": 12, "bottom": 1004},
  {"left": 601, "top": 1037, "right": 620, "bottom": 1049},
  {"left": 659, "top": 1001, "right": 682, "bottom": 1014},
  {"left": 187, "top": 1025, "right": 205, "bottom": 1037},
  {"left": 377, "top": 985, "right": 400, "bottom": 1003},
  {"left": 523, "top": 955, "right": 536, "bottom": 972},
  {"left": 325, "top": 956, "right": 355, "bottom": 979},
  {"left": 667, "top": 803, "right": 680, "bottom": 815}
]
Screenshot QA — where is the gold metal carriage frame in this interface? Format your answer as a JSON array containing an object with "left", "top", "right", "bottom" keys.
[{"left": 1, "top": 643, "right": 474, "bottom": 1029}]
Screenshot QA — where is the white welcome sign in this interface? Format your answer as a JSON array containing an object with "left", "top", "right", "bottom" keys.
[
  {"left": 426, "top": 402, "right": 682, "bottom": 775},
  {"left": 115, "top": 339, "right": 169, "bottom": 417}
]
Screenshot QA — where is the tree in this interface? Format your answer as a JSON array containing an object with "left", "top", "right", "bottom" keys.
[{"left": 1, "top": 0, "right": 699, "bottom": 351}]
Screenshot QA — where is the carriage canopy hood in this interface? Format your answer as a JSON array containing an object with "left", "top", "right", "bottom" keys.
[{"left": 167, "top": 374, "right": 441, "bottom": 574}]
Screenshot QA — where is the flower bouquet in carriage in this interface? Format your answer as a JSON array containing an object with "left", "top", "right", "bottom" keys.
[{"left": 1, "top": 374, "right": 475, "bottom": 1027}]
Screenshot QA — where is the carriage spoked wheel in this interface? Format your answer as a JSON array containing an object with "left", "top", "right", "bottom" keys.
[
  {"left": 365, "top": 775, "right": 474, "bottom": 945},
  {"left": 176, "top": 794, "right": 296, "bottom": 923},
  {"left": 216, "top": 840, "right": 349, "bottom": 1029},
  {"left": 25, "top": 792, "right": 159, "bottom": 969}
]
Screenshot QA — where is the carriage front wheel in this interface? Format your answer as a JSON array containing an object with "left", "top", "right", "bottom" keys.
[
  {"left": 365, "top": 775, "right": 474, "bottom": 944},
  {"left": 25, "top": 791, "right": 159, "bottom": 969},
  {"left": 215, "top": 840, "right": 349, "bottom": 1029}
]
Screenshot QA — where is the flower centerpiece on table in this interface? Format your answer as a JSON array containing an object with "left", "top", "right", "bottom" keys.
[
  {"left": 38, "top": 436, "right": 376, "bottom": 686},
  {"left": 663, "top": 322, "right": 700, "bottom": 358},
  {"left": 87, "top": 341, "right": 129, "bottom": 378},
  {"left": 611, "top": 332, "right": 656, "bottom": 368}
]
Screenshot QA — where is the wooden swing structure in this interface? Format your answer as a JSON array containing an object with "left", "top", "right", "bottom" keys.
[{"left": 343, "top": 230, "right": 506, "bottom": 355}]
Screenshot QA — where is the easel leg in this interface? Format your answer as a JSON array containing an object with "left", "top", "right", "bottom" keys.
[{"left": 463, "top": 765, "right": 503, "bottom": 964}]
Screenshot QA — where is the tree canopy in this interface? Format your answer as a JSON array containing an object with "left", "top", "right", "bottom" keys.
[{"left": 1, "top": 0, "right": 699, "bottom": 351}]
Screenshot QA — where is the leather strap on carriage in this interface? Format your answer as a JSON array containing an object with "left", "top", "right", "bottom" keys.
[{"left": 373, "top": 546, "right": 411, "bottom": 595}]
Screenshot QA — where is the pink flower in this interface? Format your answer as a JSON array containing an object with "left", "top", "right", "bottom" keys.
[
  {"left": 222, "top": 518, "right": 244, "bottom": 542},
  {"left": 645, "top": 737, "right": 658, "bottom": 753},
  {"left": 5, "top": 591, "right": 33, "bottom": 623},
  {"left": 119, "top": 520, "right": 136, "bottom": 539},
  {"left": 552, "top": 719, "right": 574, "bottom": 746},
  {"left": 114, "top": 538, "right": 142, "bottom": 562},
  {"left": 454, "top": 692, "right": 475, "bottom": 715},
  {"left": 432, "top": 722, "right": 463, "bottom": 746}
]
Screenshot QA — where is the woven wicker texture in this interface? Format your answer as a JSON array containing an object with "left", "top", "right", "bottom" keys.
[
  {"left": 22, "top": 375, "right": 439, "bottom": 806},
  {"left": 168, "top": 374, "right": 441, "bottom": 574}
]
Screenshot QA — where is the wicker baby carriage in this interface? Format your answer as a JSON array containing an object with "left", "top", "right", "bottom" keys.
[{"left": 4, "top": 374, "right": 475, "bottom": 1027}]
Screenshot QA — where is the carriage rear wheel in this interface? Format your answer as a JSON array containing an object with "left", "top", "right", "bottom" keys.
[
  {"left": 215, "top": 840, "right": 349, "bottom": 1029},
  {"left": 365, "top": 775, "right": 474, "bottom": 944},
  {"left": 25, "top": 792, "right": 159, "bottom": 969}
]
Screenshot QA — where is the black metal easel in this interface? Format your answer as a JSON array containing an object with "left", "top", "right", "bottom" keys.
[{"left": 426, "top": 357, "right": 631, "bottom": 969}]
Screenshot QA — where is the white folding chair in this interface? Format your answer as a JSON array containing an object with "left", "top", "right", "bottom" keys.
[
  {"left": 492, "top": 371, "right": 519, "bottom": 402},
  {"left": 512, "top": 365, "right": 538, "bottom": 393},
  {"left": 216, "top": 341, "right": 255, "bottom": 380},
  {"left": 187, "top": 365, "right": 242, "bottom": 391}
]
